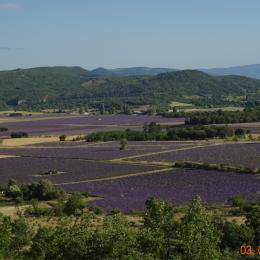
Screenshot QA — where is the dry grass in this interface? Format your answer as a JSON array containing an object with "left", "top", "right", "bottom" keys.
[
  {"left": 0, "top": 135, "right": 82, "bottom": 147},
  {"left": 0, "top": 205, "right": 29, "bottom": 218},
  {"left": 180, "top": 106, "right": 244, "bottom": 112},
  {"left": 1, "top": 136, "right": 59, "bottom": 147},
  {"left": 0, "top": 155, "right": 18, "bottom": 159},
  {"left": 225, "top": 216, "right": 246, "bottom": 225}
]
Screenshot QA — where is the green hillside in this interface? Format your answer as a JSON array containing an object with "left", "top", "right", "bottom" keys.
[
  {"left": 0, "top": 66, "right": 91, "bottom": 109},
  {"left": 0, "top": 67, "right": 260, "bottom": 110}
]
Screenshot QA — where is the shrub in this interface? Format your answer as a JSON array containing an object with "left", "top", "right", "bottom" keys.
[
  {"left": 235, "top": 128, "right": 246, "bottom": 136},
  {"left": 228, "top": 195, "right": 247, "bottom": 208},
  {"left": 9, "top": 113, "right": 23, "bottom": 117},
  {"left": 63, "top": 193, "right": 85, "bottom": 216},
  {"left": 88, "top": 206, "right": 104, "bottom": 215},
  {"left": 120, "top": 138, "right": 128, "bottom": 150},
  {"left": 0, "top": 127, "right": 8, "bottom": 132},
  {"left": 10, "top": 132, "right": 28, "bottom": 138},
  {"left": 59, "top": 134, "right": 67, "bottom": 141}
]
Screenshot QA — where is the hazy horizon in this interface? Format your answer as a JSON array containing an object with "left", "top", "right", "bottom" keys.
[{"left": 1, "top": 0, "right": 260, "bottom": 70}]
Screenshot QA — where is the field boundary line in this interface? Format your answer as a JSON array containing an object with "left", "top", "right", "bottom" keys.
[
  {"left": 54, "top": 167, "right": 173, "bottom": 186},
  {"left": 4, "top": 154, "right": 165, "bottom": 168},
  {"left": 113, "top": 143, "right": 222, "bottom": 161}
]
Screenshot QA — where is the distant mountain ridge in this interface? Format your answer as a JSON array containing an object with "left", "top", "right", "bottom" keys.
[
  {"left": 91, "top": 67, "right": 177, "bottom": 77},
  {"left": 0, "top": 66, "right": 260, "bottom": 110},
  {"left": 202, "top": 64, "right": 260, "bottom": 80},
  {"left": 91, "top": 64, "right": 260, "bottom": 79}
]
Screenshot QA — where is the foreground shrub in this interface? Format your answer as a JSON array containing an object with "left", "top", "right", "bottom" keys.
[{"left": 63, "top": 193, "right": 85, "bottom": 216}]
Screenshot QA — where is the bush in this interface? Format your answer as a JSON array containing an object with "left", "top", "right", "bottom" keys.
[
  {"left": 59, "top": 134, "right": 67, "bottom": 141},
  {"left": 5, "top": 179, "right": 23, "bottom": 199},
  {"left": 228, "top": 195, "right": 247, "bottom": 208},
  {"left": 0, "top": 127, "right": 8, "bottom": 132},
  {"left": 120, "top": 138, "right": 128, "bottom": 150},
  {"left": 222, "top": 222, "right": 254, "bottom": 250},
  {"left": 88, "top": 206, "right": 104, "bottom": 215},
  {"left": 235, "top": 128, "right": 246, "bottom": 136},
  {"left": 63, "top": 193, "right": 85, "bottom": 216},
  {"left": 10, "top": 132, "right": 28, "bottom": 138},
  {"left": 9, "top": 113, "right": 23, "bottom": 117}
]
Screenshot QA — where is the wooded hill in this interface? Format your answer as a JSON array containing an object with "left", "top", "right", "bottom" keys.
[{"left": 0, "top": 66, "right": 260, "bottom": 110}]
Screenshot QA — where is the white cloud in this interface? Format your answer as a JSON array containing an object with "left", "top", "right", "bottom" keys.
[{"left": 0, "top": 3, "right": 18, "bottom": 9}]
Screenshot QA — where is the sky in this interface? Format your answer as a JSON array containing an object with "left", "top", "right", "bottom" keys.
[{"left": 0, "top": 0, "right": 260, "bottom": 70}]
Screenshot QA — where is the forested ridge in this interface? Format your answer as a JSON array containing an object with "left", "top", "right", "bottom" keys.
[{"left": 0, "top": 66, "right": 260, "bottom": 110}]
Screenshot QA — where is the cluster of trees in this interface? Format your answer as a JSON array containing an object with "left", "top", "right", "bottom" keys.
[
  {"left": 166, "top": 125, "right": 235, "bottom": 140},
  {"left": 85, "top": 122, "right": 243, "bottom": 142},
  {"left": 3, "top": 179, "right": 63, "bottom": 202},
  {"left": 0, "top": 195, "right": 260, "bottom": 259},
  {"left": 185, "top": 108, "right": 260, "bottom": 125},
  {"left": 1, "top": 179, "right": 89, "bottom": 217},
  {"left": 25, "top": 192, "right": 86, "bottom": 217},
  {"left": 85, "top": 122, "right": 163, "bottom": 142}
]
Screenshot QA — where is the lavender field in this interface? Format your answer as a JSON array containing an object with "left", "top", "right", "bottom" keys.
[
  {"left": 0, "top": 114, "right": 184, "bottom": 137},
  {"left": 0, "top": 133, "right": 259, "bottom": 212},
  {"left": 0, "top": 141, "right": 197, "bottom": 160},
  {"left": 136, "top": 143, "right": 260, "bottom": 168},
  {"left": 62, "top": 168, "right": 260, "bottom": 212},
  {"left": 0, "top": 157, "right": 160, "bottom": 184}
]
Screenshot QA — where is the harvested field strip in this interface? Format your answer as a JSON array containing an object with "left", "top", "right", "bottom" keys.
[
  {"left": 0, "top": 155, "right": 19, "bottom": 159},
  {"left": 1, "top": 137, "right": 59, "bottom": 147},
  {"left": 55, "top": 167, "right": 173, "bottom": 186},
  {"left": 110, "top": 159, "right": 172, "bottom": 167}
]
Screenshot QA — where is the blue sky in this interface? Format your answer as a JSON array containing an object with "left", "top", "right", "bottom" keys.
[{"left": 0, "top": 0, "right": 260, "bottom": 70}]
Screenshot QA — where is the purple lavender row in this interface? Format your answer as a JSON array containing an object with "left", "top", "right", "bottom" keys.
[{"left": 62, "top": 168, "right": 260, "bottom": 212}]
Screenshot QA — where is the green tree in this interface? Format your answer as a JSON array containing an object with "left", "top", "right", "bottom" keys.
[
  {"left": 99, "top": 103, "right": 105, "bottom": 115},
  {"left": 246, "top": 205, "right": 260, "bottom": 244},
  {"left": 96, "top": 213, "right": 145, "bottom": 259},
  {"left": 59, "top": 134, "right": 67, "bottom": 141},
  {"left": 221, "top": 221, "right": 254, "bottom": 250},
  {"left": 5, "top": 179, "right": 22, "bottom": 199},
  {"left": 64, "top": 193, "right": 85, "bottom": 215},
  {"left": 144, "top": 197, "right": 175, "bottom": 230},
  {"left": 179, "top": 196, "right": 222, "bottom": 260},
  {"left": 78, "top": 105, "right": 85, "bottom": 114},
  {"left": 147, "top": 105, "right": 157, "bottom": 115},
  {"left": 119, "top": 138, "right": 128, "bottom": 150},
  {"left": 0, "top": 215, "right": 32, "bottom": 259},
  {"left": 143, "top": 197, "right": 179, "bottom": 259},
  {"left": 122, "top": 104, "right": 131, "bottom": 114}
]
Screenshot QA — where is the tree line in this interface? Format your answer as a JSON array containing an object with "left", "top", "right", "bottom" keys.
[
  {"left": 161, "top": 107, "right": 260, "bottom": 125},
  {"left": 0, "top": 193, "right": 260, "bottom": 259},
  {"left": 85, "top": 122, "right": 246, "bottom": 142}
]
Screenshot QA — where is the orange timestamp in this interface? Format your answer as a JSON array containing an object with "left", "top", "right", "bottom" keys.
[{"left": 240, "top": 245, "right": 260, "bottom": 256}]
